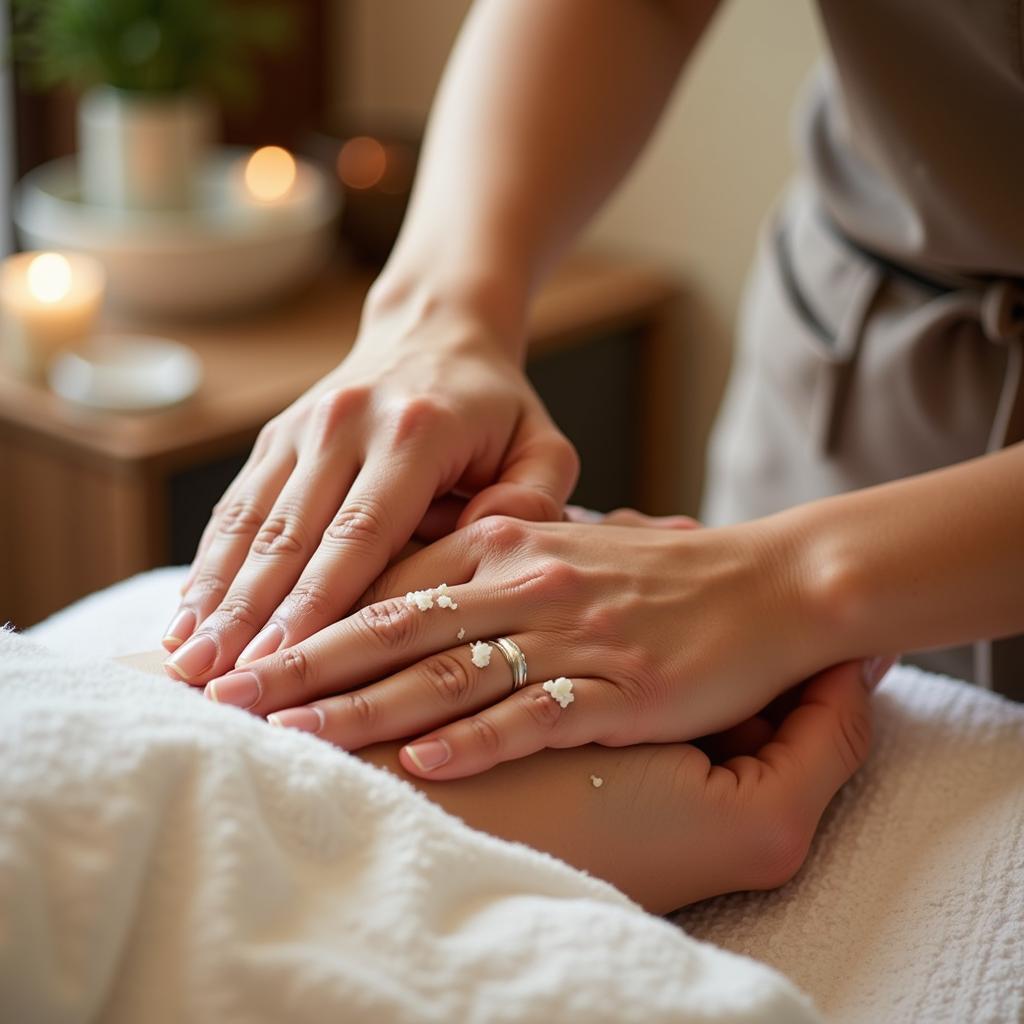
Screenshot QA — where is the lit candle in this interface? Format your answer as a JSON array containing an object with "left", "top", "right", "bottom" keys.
[
  {"left": 0, "top": 251, "right": 105, "bottom": 381},
  {"left": 242, "top": 145, "right": 298, "bottom": 204}
]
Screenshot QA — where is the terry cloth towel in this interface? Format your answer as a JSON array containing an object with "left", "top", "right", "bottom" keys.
[
  {"left": 21, "top": 567, "right": 1024, "bottom": 1023},
  {"left": 0, "top": 624, "right": 817, "bottom": 1024}
]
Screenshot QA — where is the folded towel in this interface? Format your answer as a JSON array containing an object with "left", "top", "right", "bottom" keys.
[{"left": 0, "top": 625, "right": 817, "bottom": 1024}]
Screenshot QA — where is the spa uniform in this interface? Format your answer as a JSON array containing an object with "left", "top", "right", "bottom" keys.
[{"left": 702, "top": 0, "right": 1024, "bottom": 698}]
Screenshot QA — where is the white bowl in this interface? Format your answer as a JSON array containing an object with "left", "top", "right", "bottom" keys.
[{"left": 14, "top": 150, "right": 340, "bottom": 319}]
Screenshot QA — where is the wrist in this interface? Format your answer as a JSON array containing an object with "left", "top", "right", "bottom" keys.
[
  {"left": 364, "top": 255, "right": 530, "bottom": 363},
  {"left": 759, "top": 501, "right": 875, "bottom": 667}
]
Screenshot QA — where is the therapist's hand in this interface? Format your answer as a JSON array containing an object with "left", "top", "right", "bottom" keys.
[
  {"left": 161, "top": 302, "right": 578, "bottom": 685},
  {"left": 199, "top": 513, "right": 859, "bottom": 778}
]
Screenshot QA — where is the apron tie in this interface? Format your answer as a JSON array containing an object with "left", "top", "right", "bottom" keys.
[
  {"left": 979, "top": 279, "right": 1024, "bottom": 453},
  {"left": 805, "top": 212, "right": 1024, "bottom": 693}
]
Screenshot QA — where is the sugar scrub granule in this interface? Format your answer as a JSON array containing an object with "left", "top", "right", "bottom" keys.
[
  {"left": 590, "top": 775, "right": 604, "bottom": 788},
  {"left": 457, "top": 628, "right": 466, "bottom": 641},
  {"left": 542, "top": 676, "right": 574, "bottom": 709},
  {"left": 437, "top": 594, "right": 459, "bottom": 610},
  {"left": 405, "top": 589, "right": 435, "bottom": 612},
  {"left": 470, "top": 641, "right": 492, "bottom": 668}
]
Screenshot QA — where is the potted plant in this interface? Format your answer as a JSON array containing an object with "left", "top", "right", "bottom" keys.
[{"left": 13, "top": 0, "right": 291, "bottom": 210}]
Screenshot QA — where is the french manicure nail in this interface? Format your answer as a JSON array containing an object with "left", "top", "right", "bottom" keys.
[
  {"left": 268, "top": 707, "right": 324, "bottom": 734},
  {"left": 164, "top": 635, "right": 218, "bottom": 681},
  {"left": 162, "top": 608, "right": 196, "bottom": 652},
  {"left": 206, "top": 671, "right": 261, "bottom": 709},
  {"left": 403, "top": 738, "right": 451, "bottom": 773},
  {"left": 862, "top": 656, "right": 896, "bottom": 692},
  {"left": 236, "top": 623, "right": 284, "bottom": 667}
]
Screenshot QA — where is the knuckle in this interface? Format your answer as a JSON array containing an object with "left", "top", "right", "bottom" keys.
[
  {"left": 390, "top": 395, "right": 456, "bottom": 445},
  {"left": 311, "top": 386, "right": 372, "bottom": 450},
  {"left": 283, "top": 580, "right": 335, "bottom": 624},
  {"left": 470, "top": 515, "right": 528, "bottom": 556},
  {"left": 749, "top": 811, "right": 813, "bottom": 891},
  {"left": 835, "top": 707, "right": 872, "bottom": 776},
  {"left": 215, "top": 594, "right": 262, "bottom": 632},
  {"left": 279, "top": 646, "right": 316, "bottom": 692},
  {"left": 420, "top": 653, "right": 474, "bottom": 706},
  {"left": 187, "top": 569, "right": 230, "bottom": 604},
  {"left": 323, "top": 499, "right": 388, "bottom": 551},
  {"left": 356, "top": 597, "right": 421, "bottom": 651},
  {"left": 252, "top": 421, "right": 276, "bottom": 459},
  {"left": 466, "top": 714, "right": 503, "bottom": 758},
  {"left": 343, "top": 690, "right": 377, "bottom": 731},
  {"left": 522, "top": 688, "right": 564, "bottom": 732},
  {"left": 251, "top": 510, "right": 308, "bottom": 558},
  {"left": 216, "top": 499, "right": 266, "bottom": 538},
  {"left": 524, "top": 557, "right": 582, "bottom": 598},
  {"left": 551, "top": 432, "right": 581, "bottom": 486},
  {"left": 578, "top": 603, "right": 622, "bottom": 640}
]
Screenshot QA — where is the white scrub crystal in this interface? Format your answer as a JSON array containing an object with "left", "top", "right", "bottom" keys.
[
  {"left": 469, "top": 641, "right": 492, "bottom": 668},
  {"left": 457, "top": 628, "right": 466, "bottom": 641},
  {"left": 590, "top": 775, "right": 604, "bottom": 788},
  {"left": 405, "top": 589, "right": 435, "bottom": 612},
  {"left": 542, "top": 677, "right": 574, "bottom": 709},
  {"left": 405, "top": 582, "right": 459, "bottom": 612}
]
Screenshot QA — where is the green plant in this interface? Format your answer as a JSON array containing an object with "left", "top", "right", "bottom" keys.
[{"left": 13, "top": 0, "right": 294, "bottom": 101}]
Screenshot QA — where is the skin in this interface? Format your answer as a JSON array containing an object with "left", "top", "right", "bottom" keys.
[
  {"left": 159, "top": 0, "right": 1023, "bottom": 780},
  {"left": 119, "top": 649, "right": 885, "bottom": 914},
  {"left": 160, "top": 0, "right": 720, "bottom": 677}
]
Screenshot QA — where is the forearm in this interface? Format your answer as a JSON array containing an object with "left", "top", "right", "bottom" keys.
[
  {"left": 368, "top": 0, "right": 719, "bottom": 351},
  {"left": 782, "top": 442, "right": 1024, "bottom": 665}
]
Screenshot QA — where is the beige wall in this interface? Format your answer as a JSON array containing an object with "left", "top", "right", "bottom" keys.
[{"left": 333, "top": 1, "right": 822, "bottom": 513}]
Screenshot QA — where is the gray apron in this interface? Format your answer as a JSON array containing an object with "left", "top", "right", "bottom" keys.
[{"left": 703, "top": 181, "right": 1024, "bottom": 698}]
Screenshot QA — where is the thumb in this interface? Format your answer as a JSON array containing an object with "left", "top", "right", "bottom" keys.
[
  {"left": 459, "top": 416, "right": 580, "bottom": 527},
  {"left": 756, "top": 658, "right": 891, "bottom": 817}
]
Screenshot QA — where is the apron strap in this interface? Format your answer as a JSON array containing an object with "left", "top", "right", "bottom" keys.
[{"left": 794, "top": 214, "right": 1024, "bottom": 693}]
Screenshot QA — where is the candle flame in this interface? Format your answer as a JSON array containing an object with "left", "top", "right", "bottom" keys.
[
  {"left": 244, "top": 146, "right": 297, "bottom": 202},
  {"left": 27, "top": 253, "right": 73, "bottom": 304}
]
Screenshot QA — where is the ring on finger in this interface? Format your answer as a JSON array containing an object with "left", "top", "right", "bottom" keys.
[{"left": 489, "top": 637, "right": 528, "bottom": 691}]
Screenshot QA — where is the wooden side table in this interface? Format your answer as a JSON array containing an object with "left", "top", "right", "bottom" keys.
[{"left": 0, "top": 253, "right": 681, "bottom": 629}]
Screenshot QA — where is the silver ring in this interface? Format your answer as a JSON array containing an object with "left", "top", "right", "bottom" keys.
[{"left": 490, "top": 637, "right": 528, "bottom": 691}]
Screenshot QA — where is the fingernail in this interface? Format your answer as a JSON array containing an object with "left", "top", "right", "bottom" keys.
[
  {"left": 206, "top": 671, "right": 261, "bottom": 709},
  {"left": 403, "top": 738, "right": 451, "bottom": 773},
  {"left": 268, "top": 707, "right": 324, "bottom": 734},
  {"left": 862, "top": 656, "right": 896, "bottom": 692},
  {"left": 162, "top": 608, "right": 196, "bottom": 652},
  {"left": 236, "top": 623, "right": 284, "bottom": 667},
  {"left": 164, "top": 635, "right": 218, "bottom": 681}
]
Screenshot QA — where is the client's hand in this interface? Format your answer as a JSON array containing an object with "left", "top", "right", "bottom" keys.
[
  {"left": 364, "top": 657, "right": 888, "bottom": 913},
  {"left": 197, "top": 510, "right": 864, "bottom": 779}
]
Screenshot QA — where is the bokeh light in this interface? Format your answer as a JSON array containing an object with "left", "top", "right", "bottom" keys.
[
  {"left": 244, "top": 146, "right": 297, "bottom": 202},
  {"left": 337, "top": 136, "right": 388, "bottom": 191},
  {"left": 26, "top": 253, "right": 72, "bottom": 304}
]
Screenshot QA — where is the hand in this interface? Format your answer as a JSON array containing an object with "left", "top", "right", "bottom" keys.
[
  {"left": 361, "top": 657, "right": 887, "bottom": 914},
  {"left": 161, "top": 301, "right": 578, "bottom": 685},
  {"left": 626, "top": 657, "right": 885, "bottom": 910},
  {"left": 199, "top": 512, "right": 847, "bottom": 779}
]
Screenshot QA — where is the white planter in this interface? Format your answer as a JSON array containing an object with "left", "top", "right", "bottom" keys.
[{"left": 78, "top": 86, "right": 214, "bottom": 211}]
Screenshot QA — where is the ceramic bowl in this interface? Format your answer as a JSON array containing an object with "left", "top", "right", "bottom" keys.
[{"left": 14, "top": 149, "right": 340, "bottom": 319}]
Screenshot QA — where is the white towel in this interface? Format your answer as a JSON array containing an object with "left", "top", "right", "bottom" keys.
[
  {"left": 0, "top": 624, "right": 817, "bottom": 1024},
  {"left": 20, "top": 569, "right": 1024, "bottom": 1023}
]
